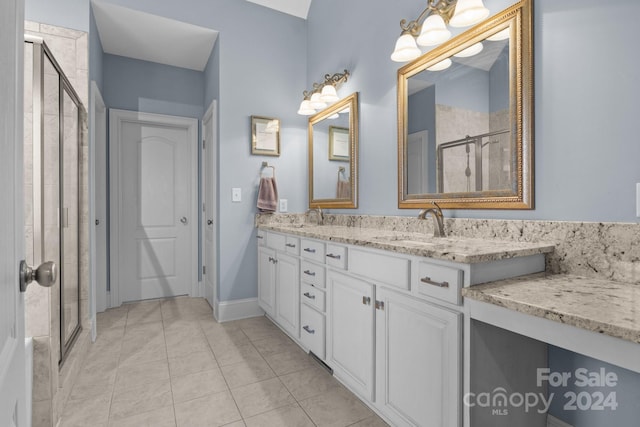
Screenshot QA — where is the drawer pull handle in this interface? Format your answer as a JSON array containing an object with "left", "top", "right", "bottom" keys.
[
  {"left": 256, "top": 235, "right": 264, "bottom": 239},
  {"left": 420, "top": 276, "right": 449, "bottom": 288},
  {"left": 362, "top": 296, "right": 371, "bottom": 305},
  {"left": 303, "top": 248, "right": 316, "bottom": 253},
  {"left": 303, "top": 270, "right": 316, "bottom": 277},
  {"left": 326, "top": 253, "right": 341, "bottom": 260},
  {"left": 268, "top": 257, "right": 278, "bottom": 264},
  {"left": 303, "top": 325, "right": 315, "bottom": 334},
  {"left": 303, "top": 292, "right": 316, "bottom": 300},
  {"left": 286, "top": 243, "right": 296, "bottom": 248}
]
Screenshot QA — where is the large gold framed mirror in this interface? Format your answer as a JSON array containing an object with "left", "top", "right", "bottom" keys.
[
  {"left": 397, "top": 0, "right": 533, "bottom": 209},
  {"left": 309, "top": 92, "right": 359, "bottom": 208}
]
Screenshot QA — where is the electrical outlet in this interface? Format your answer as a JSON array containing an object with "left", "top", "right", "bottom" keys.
[
  {"left": 232, "top": 187, "right": 241, "bottom": 202},
  {"left": 279, "top": 199, "right": 288, "bottom": 212}
]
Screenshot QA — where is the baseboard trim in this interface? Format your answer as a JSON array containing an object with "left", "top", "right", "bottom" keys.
[
  {"left": 215, "top": 298, "right": 264, "bottom": 322},
  {"left": 547, "top": 414, "right": 573, "bottom": 427}
]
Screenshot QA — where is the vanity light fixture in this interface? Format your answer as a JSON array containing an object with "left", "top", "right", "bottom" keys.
[
  {"left": 391, "top": 0, "right": 490, "bottom": 63},
  {"left": 297, "top": 69, "right": 350, "bottom": 116}
]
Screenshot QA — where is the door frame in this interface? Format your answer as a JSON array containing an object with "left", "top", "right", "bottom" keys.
[
  {"left": 89, "top": 81, "right": 106, "bottom": 339},
  {"left": 201, "top": 100, "right": 217, "bottom": 312},
  {"left": 109, "top": 109, "right": 198, "bottom": 307},
  {"left": 0, "top": 0, "right": 27, "bottom": 424}
]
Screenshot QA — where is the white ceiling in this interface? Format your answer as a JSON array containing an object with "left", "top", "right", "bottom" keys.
[
  {"left": 92, "top": 0, "right": 218, "bottom": 71},
  {"left": 92, "top": 0, "right": 311, "bottom": 71},
  {"left": 246, "top": 0, "right": 313, "bottom": 19}
]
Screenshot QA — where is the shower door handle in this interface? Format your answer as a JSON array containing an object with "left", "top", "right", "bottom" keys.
[{"left": 19, "top": 260, "right": 57, "bottom": 292}]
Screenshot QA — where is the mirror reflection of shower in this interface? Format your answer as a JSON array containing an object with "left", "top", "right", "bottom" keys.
[{"left": 24, "top": 35, "right": 84, "bottom": 365}]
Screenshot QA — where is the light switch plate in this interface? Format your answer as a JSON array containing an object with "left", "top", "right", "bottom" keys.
[
  {"left": 636, "top": 183, "right": 640, "bottom": 217},
  {"left": 279, "top": 199, "right": 288, "bottom": 212},
  {"left": 232, "top": 187, "right": 241, "bottom": 202}
]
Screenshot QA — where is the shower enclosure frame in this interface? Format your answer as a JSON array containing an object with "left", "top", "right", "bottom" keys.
[{"left": 25, "top": 34, "right": 83, "bottom": 366}]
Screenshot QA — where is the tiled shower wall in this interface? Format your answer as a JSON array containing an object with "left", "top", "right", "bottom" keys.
[{"left": 24, "top": 21, "right": 91, "bottom": 427}]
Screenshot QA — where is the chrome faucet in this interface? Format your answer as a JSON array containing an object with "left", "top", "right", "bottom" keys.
[
  {"left": 418, "top": 202, "right": 445, "bottom": 237},
  {"left": 306, "top": 208, "right": 324, "bottom": 226}
]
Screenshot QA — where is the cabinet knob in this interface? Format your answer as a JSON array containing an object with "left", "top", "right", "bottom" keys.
[
  {"left": 303, "top": 325, "right": 315, "bottom": 334},
  {"left": 362, "top": 296, "right": 371, "bottom": 305}
]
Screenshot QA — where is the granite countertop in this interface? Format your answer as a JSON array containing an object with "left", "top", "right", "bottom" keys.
[
  {"left": 258, "top": 224, "right": 555, "bottom": 264},
  {"left": 462, "top": 273, "right": 640, "bottom": 344}
]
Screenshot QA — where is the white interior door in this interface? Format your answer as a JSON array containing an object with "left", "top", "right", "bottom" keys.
[
  {"left": 110, "top": 109, "right": 198, "bottom": 304},
  {"left": 90, "top": 82, "right": 107, "bottom": 321},
  {"left": 0, "top": 1, "right": 27, "bottom": 425},
  {"left": 202, "top": 102, "right": 217, "bottom": 309}
]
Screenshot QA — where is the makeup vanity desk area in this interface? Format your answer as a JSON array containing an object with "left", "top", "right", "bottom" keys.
[{"left": 463, "top": 273, "right": 640, "bottom": 373}]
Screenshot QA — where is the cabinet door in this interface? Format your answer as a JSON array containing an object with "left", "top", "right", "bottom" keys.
[
  {"left": 275, "top": 253, "right": 300, "bottom": 338},
  {"left": 375, "top": 288, "right": 461, "bottom": 427},
  {"left": 328, "top": 271, "right": 375, "bottom": 401},
  {"left": 258, "top": 247, "right": 276, "bottom": 317}
]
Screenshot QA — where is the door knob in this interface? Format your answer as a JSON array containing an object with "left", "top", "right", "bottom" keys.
[
  {"left": 207, "top": 219, "right": 213, "bottom": 225},
  {"left": 180, "top": 217, "right": 188, "bottom": 224},
  {"left": 19, "top": 260, "right": 57, "bottom": 292}
]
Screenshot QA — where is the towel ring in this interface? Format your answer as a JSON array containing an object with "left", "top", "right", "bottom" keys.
[{"left": 261, "top": 161, "right": 276, "bottom": 179}]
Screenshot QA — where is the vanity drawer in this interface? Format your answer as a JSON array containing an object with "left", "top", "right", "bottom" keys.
[
  {"left": 256, "top": 229, "right": 266, "bottom": 246},
  {"left": 349, "top": 248, "right": 410, "bottom": 290},
  {"left": 285, "top": 236, "right": 300, "bottom": 256},
  {"left": 300, "top": 304, "right": 325, "bottom": 359},
  {"left": 325, "top": 244, "right": 347, "bottom": 270},
  {"left": 415, "top": 261, "right": 463, "bottom": 305},
  {"left": 301, "top": 282, "right": 326, "bottom": 312},
  {"left": 301, "top": 261, "right": 326, "bottom": 289},
  {"left": 300, "top": 239, "right": 326, "bottom": 263},
  {"left": 266, "top": 232, "right": 286, "bottom": 251}
]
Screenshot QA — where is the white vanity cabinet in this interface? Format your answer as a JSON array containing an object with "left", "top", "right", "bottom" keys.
[
  {"left": 257, "top": 226, "right": 547, "bottom": 427},
  {"left": 257, "top": 246, "right": 276, "bottom": 317},
  {"left": 275, "top": 252, "right": 299, "bottom": 338},
  {"left": 257, "top": 232, "right": 300, "bottom": 338},
  {"left": 327, "top": 271, "right": 376, "bottom": 401},
  {"left": 375, "top": 287, "right": 461, "bottom": 427}
]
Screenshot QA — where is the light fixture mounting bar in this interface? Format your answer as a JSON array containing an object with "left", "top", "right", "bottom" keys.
[
  {"left": 302, "top": 69, "right": 350, "bottom": 99},
  {"left": 400, "top": 0, "right": 457, "bottom": 36}
]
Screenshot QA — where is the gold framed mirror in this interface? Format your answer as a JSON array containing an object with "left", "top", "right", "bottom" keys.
[
  {"left": 309, "top": 92, "right": 359, "bottom": 209},
  {"left": 397, "top": 0, "right": 533, "bottom": 209}
]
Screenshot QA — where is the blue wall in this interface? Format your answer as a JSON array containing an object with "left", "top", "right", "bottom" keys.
[
  {"left": 306, "top": 0, "right": 640, "bottom": 425},
  {"left": 102, "top": 54, "right": 204, "bottom": 118},
  {"left": 98, "top": 0, "right": 308, "bottom": 302},
  {"left": 25, "top": 0, "right": 89, "bottom": 32},
  {"left": 307, "top": 0, "right": 640, "bottom": 223}
]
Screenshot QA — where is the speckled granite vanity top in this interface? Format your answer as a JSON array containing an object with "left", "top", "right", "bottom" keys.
[
  {"left": 258, "top": 224, "right": 555, "bottom": 263},
  {"left": 462, "top": 274, "right": 640, "bottom": 344}
]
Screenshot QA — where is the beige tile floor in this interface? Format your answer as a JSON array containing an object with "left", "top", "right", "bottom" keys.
[{"left": 59, "top": 297, "right": 390, "bottom": 427}]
